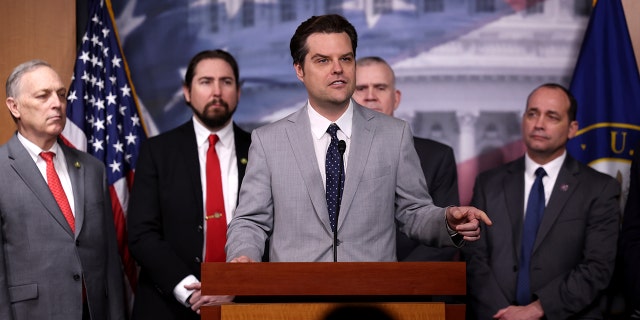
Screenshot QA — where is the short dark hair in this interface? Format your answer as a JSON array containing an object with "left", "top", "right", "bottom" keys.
[
  {"left": 290, "top": 14, "right": 358, "bottom": 68},
  {"left": 527, "top": 83, "right": 577, "bottom": 122},
  {"left": 183, "top": 49, "right": 240, "bottom": 90}
]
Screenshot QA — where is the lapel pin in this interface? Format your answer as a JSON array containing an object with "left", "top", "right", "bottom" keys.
[
  {"left": 240, "top": 158, "right": 248, "bottom": 165},
  {"left": 560, "top": 184, "right": 569, "bottom": 191},
  {"left": 74, "top": 161, "right": 81, "bottom": 169}
]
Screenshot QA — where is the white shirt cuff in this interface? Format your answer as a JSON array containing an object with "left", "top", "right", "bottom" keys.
[{"left": 173, "top": 274, "right": 199, "bottom": 307}]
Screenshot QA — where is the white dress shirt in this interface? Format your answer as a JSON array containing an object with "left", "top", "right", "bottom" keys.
[
  {"left": 193, "top": 117, "right": 239, "bottom": 225},
  {"left": 523, "top": 151, "right": 566, "bottom": 216},
  {"left": 174, "top": 117, "right": 239, "bottom": 306},
  {"left": 18, "top": 133, "right": 76, "bottom": 217},
  {"left": 307, "top": 101, "right": 353, "bottom": 190}
]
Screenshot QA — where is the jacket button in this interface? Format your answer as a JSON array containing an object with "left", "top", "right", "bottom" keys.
[
  {"left": 195, "top": 257, "right": 201, "bottom": 263},
  {"left": 197, "top": 225, "right": 203, "bottom": 232},
  {"left": 75, "top": 240, "right": 80, "bottom": 246},
  {"left": 73, "top": 274, "right": 81, "bottom": 281},
  {"left": 513, "top": 265, "right": 518, "bottom": 272}
]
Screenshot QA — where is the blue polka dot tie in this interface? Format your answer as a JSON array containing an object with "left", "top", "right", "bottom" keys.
[
  {"left": 516, "top": 167, "right": 547, "bottom": 305},
  {"left": 325, "top": 123, "right": 344, "bottom": 233}
]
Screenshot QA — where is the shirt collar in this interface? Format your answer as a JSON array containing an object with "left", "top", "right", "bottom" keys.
[
  {"left": 17, "top": 132, "right": 62, "bottom": 161},
  {"left": 525, "top": 151, "right": 566, "bottom": 179},
  {"left": 192, "top": 116, "right": 234, "bottom": 148},
  {"left": 307, "top": 100, "right": 353, "bottom": 140}
]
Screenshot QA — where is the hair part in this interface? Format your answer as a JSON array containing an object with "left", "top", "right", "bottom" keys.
[
  {"left": 290, "top": 14, "right": 358, "bottom": 68},
  {"left": 183, "top": 49, "right": 241, "bottom": 90},
  {"left": 6, "top": 59, "right": 52, "bottom": 99},
  {"left": 527, "top": 83, "right": 577, "bottom": 122}
]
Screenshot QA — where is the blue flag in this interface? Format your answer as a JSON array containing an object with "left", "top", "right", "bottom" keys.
[{"left": 567, "top": 0, "right": 640, "bottom": 200}]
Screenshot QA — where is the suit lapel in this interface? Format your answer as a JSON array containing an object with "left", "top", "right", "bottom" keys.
[
  {"left": 285, "top": 106, "right": 332, "bottom": 233},
  {"left": 233, "top": 123, "right": 250, "bottom": 194},
  {"left": 504, "top": 158, "right": 526, "bottom": 259},
  {"left": 337, "top": 104, "right": 374, "bottom": 230},
  {"left": 61, "top": 143, "right": 84, "bottom": 237},
  {"left": 178, "top": 121, "right": 205, "bottom": 214},
  {"left": 534, "top": 156, "right": 579, "bottom": 252},
  {"left": 7, "top": 135, "right": 75, "bottom": 236}
]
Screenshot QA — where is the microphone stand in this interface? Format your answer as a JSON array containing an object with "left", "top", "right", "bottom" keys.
[{"left": 334, "top": 140, "right": 346, "bottom": 262}]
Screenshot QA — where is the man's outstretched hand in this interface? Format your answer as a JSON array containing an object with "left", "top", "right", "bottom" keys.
[{"left": 446, "top": 206, "right": 492, "bottom": 241}]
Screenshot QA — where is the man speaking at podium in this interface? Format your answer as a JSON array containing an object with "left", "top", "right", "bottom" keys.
[{"left": 226, "top": 14, "right": 491, "bottom": 263}]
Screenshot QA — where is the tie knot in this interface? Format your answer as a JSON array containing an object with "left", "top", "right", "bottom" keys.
[
  {"left": 40, "top": 151, "right": 56, "bottom": 163},
  {"left": 535, "top": 167, "right": 547, "bottom": 179},
  {"left": 208, "top": 134, "right": 219, "bottom": 147},
  {"left": 327, "top": 123, "right": 340, "bottom": 138}
]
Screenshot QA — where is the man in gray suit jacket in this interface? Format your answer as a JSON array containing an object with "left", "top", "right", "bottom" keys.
[
  {"left": 226, "top": 14, "right": 490, "bottom": 263},
  {"left": 0, "top": 60, "right": 125, "bottom": 319},
  {"left": 463, "top": 83, "right": 620, "bottom": 319}
]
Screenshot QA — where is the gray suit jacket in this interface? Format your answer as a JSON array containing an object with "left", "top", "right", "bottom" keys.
[
  {"left": 463, "top": 155, "right": 620, "bottom": 319},
  {"left": 226, "top": 102, "right": 454, "bottom": 262},
  {"left": 0, "top": 134, "right": 125, "bottom": 320},
  {"left": 396, "top": 137, "right": 460, "bottom": 261}
]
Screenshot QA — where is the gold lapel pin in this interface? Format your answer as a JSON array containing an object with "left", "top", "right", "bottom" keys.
[
  {"left": 74, "top": 161, "right": 81, "bottom": 168},
  {"left": 240, "top": 158, "right": 248, "bottom": 165}
]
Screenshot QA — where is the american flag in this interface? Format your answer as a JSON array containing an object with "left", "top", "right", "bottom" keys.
[{"left": 61, "top": 0, "right": 146, "bottom": 309}]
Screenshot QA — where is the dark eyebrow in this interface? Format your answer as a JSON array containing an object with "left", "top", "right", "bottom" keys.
[
  {"left": 197, "top": 76, "right": 234, "bottom": 81},
  {"left": 526, "top": 106, "right": 539, "bottom": 112},
  {"left": 310, "top": 53, "right": 329, "bottom": 60}
]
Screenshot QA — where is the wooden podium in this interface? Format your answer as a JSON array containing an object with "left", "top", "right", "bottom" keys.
[{"left": 200, "top": 262, "right": 466, "bottom": 320}]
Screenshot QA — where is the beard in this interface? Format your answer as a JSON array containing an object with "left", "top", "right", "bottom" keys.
[{"left": 189, "top": 99, "right": 236, "bottom": 130}]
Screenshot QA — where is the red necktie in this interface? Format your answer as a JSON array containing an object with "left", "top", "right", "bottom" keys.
[
  {"left": 205, "top": 134, "right": 227, "bottom": 262},
  {"left": 40, "top": 151, "right": 75, "bottom": 233}
]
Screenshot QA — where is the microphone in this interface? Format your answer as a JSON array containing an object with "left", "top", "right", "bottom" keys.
[{"left": 333, "top": 140, "right": 346, "bottom": 262}]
